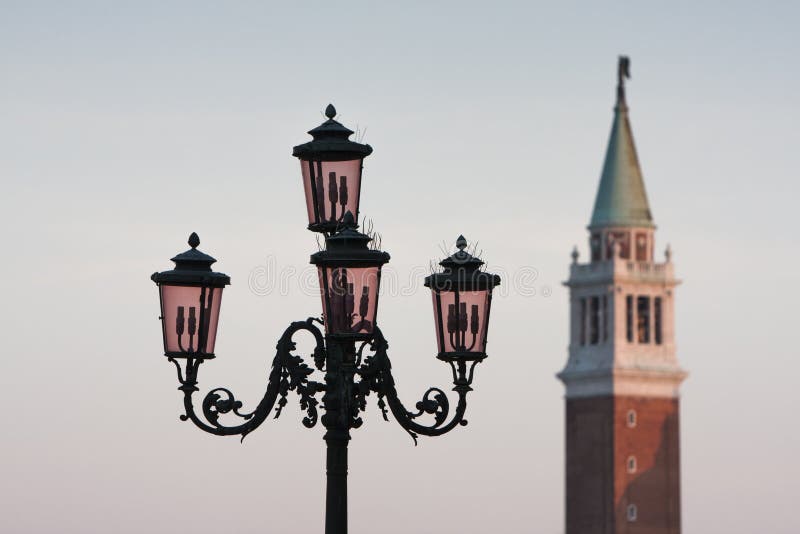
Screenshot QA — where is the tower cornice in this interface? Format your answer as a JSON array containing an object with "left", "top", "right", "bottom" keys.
[
  {"left": 565, "top": 258, "right": 679, "bottom": 288},
  {"left": 557, "top": 365, "right": 688, "bottom": 399}
]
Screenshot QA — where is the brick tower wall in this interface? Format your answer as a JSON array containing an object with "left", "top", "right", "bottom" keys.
[
  {"left": 566, "top": 396, "right": 680, "bottom": 534},
  {"left": 566, "top": 396, "right": 615, "bottom": 534},
  {"left": 614, "top": 397, "right": 680, "bottom": 534}
]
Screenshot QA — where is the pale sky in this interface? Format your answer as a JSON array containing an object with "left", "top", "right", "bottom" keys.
[{"left": 1, "top": 2, "right": 799, "bottom": 533}]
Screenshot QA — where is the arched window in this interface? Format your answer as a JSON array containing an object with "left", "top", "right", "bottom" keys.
[
  {"left": 626, "top": 295, "right": 633, "bottom": 342},
  {"left": 635, "top": 232, "right": 648, "bottom": 261},
  {"left": 589, "top": 296, "right": 600, "bottom": 345},
  {"left": 627, "top": 504, "right": 638, "bottom": 522},
  {"left": 591, "top": 233, "right": 601, "bottom": 262},
  {"left": 579, "top": 298, "right": 587, "bottom": 345},
  {"left": 654, "top": 297, "right": 663, "bottom": 345},
  {"left": 606, "top": 231, "right": 631, "bottom": 259},
  {"left": 627, "top": 456, "right": 637, "bottom": 473},
  {"left": 626, "top": 409, "right": 637, "bottom": 428},
  {"left": 637, "top": 296, "right": 651, "bottom": 343}
]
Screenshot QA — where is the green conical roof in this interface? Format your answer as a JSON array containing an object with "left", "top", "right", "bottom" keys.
[{"left": 589, "top": 60, "right": 654, "bottom": 229}]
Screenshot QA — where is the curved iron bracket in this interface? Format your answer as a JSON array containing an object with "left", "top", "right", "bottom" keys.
[
  {"left": 168, "top": 318, "right": 326, "bottom": 441},
  {"left": 354, "top": 327, "right": 481, "bottom": 445}
]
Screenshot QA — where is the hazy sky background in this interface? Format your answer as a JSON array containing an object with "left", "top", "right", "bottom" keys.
[{"left": 2, "top": 2, "right": 798, "bottom": 533}]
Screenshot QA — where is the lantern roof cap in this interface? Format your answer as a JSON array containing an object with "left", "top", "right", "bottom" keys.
[
  {"left": 151, "top": 232, "right": 230, "bottom": 287},
  {"left": 425, "top": 236, "right": 501, "bottom": 290},
  {"left": 292, "top": 103, "right": 373, "bottom": 160},
  {"left": 310, "top": 212, "right": 390, "bottom": 267},
  {"left": 169, "top": 232, "right": 217, "bottom": 268},
  {"left": 438, "top": 235, "right": 485, "bottom": 271}
]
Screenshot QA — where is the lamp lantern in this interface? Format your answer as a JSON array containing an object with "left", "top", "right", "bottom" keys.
[
  {"left": 310, "top": 212, "right": 389, "bottom": 338},
  {"left": 293, "top": 104, "right": 372, "bottom": 234},
  {"left": 151, "top": 232, "right": 229, "bottom": 358},
  {"left": 425, "top": 236, "right": 500, "bottom": 361}
]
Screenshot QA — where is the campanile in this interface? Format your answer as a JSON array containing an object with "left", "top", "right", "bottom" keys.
[{"left": 558, "top": 57, "right": 687, "bottom": 534}]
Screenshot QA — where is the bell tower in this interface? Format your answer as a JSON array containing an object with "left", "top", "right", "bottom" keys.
[{"left": 558, "top": 57, "right": 687, "bottom": 534}]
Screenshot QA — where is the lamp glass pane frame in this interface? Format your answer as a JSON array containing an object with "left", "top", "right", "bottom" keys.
[
  {"left": 158, "top": 284, "right": 223, "bottom": 357},
  {"left": 300, "top": 159, "right": 364, "bottom": 229},
  {"left": 430, "top": 287, "right": 492, "bottom": 356},
  {"left": 317, "top": 265, "right": 382, "bottom": 337}
]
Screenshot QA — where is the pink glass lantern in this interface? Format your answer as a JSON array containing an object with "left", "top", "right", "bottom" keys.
[
  {"left": 318, "top": 266, "right": 381, "bottom": 335},
  {"left": 293, "top": 104, "right": 373, "bottom": 234},
  {"left": 151, "top": 233, "right": 230, "bottom": 358},
  {"left": 310, "top": 213, "right": 389, "bottom": 338},
  {"left": 158, "top": 284, "right": 223, "bottom": 355},
  {"left": 425, "top": 236, "right": 500, "bottom": 360}
]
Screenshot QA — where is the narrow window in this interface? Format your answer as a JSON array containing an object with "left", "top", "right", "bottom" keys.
[
  {"left": 607, "top": 231, "right": 631, "bottom": 259},
  {"left": 626, "top": 409, "right": 637, "bottom": 428},
  {"left": 579, "top": 298, "right": 586, "bottom": 345},
  {"left": 627, "top": 504, "right": 638, "bottom": 522},
  {"left": 626, "top": 295, "right": 633, "bottom": 342},
  {"left": 627, "top": 456, "right": 637, "bottom": 474},
  {"left": 590, "top": 233, "right": 601, "bottom": 262},
  {"left": 589, "top": 296, "right": 599, "bottom": 345},
  {"left": 605, "top": 234, "right": 615, "bottom": 259},
  {"left": 635, "top": 232, "right": 648, "bottom": 261},
  {"left": 637, "top": 296, "right": 650, "bottom": 343},
  {"left": 654, "top": 297, "right": 663, "bottom": 345},
  {"left": 619, "top": 232, "right": 631, "bottom": 259},
  {"left": 601, "top": 295, "right": 608, "bottom": 342}
]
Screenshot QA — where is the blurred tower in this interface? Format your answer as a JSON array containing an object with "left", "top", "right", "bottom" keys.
[{"left": 558, "top": 57, "right": 687, "bottom": 534}]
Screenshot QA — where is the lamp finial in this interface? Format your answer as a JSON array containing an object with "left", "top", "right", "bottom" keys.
[{"left": 325, "top": 104, "right": 337, "bottom": 120}]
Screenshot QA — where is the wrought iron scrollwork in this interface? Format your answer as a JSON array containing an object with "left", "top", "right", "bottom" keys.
[
  {"left": 168, "top": 318, "right": 326, "bottom": 440},
  {"left": 354, "top": 327, "right": 479, "bottom": 444},
  {"left": 202, "top": 387, "right": 252, "bottom": 427},
  {"left": 167, "top": 320, "right": 480, "bottom": 446}
]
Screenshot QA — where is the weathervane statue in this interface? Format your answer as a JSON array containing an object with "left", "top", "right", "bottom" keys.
[{"left": 617, "top": 55, "right": 631, "bottom": 107}]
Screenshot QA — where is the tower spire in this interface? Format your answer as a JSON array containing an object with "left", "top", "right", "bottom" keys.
[{"left": 590, "top": 56, "right": 654, "bottom": 229}]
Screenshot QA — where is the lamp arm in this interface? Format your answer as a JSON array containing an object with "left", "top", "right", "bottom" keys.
[
  {"left": 168, "top": 318, "right": 327, "bottom": 440},
  {"left": 354, "top": 327, "right": 475, "bottom": 445}
]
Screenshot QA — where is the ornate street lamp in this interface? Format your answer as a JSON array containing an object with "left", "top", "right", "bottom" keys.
[{"left": 150, "top": 105, "right": 500, "bottom": 534}]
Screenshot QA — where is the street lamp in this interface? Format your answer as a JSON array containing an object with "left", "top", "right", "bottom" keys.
[{"left": 150, "top": 105, "right": 501, "bottom": 534}]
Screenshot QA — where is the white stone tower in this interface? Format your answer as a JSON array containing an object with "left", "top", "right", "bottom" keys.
[{"left": 558, "top": 57, "right": 687, "bottom": 534}]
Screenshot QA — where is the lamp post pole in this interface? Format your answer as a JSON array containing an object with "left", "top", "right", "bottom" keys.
[
  {"left": 150, "top": 105, "right": 501, "bottom": 534},
  {"left": 323, "top": 340, "right": 353, "bottom": 534}
]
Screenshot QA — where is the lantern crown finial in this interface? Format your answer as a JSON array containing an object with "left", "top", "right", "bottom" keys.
[
  {"left": 342, "top": 210, "right": 356, "bottom": 228},
  {"left": 293, "top": 106, "right": 373, "bottom": 160},
  {"left": 151, "top": 233, "right": 230, "bottom": 287},
  {"left": 440, "top": 236, "right": 483, "bottom": 270},
  {"left": 325, "top": 104, "right": 337, "bottom": 119},
  {"left": 425, "top": 235, "right": 500, "bottom": 291}
]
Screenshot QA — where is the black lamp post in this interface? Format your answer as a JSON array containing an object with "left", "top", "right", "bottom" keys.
[{"left": 150, "top": 105, "right": 501, "bottom": 534}]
